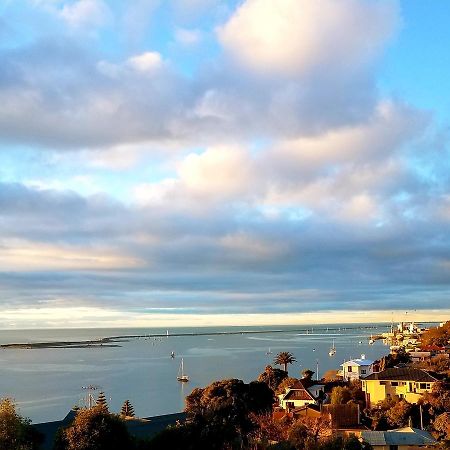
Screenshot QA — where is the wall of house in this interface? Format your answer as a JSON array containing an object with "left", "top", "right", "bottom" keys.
[{"left": 362, "top": 380, "right": 435, "bottom": 406}]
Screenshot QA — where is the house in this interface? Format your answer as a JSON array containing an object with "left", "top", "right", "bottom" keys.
[
  {"left": 361, "top": 427, "right": 437, "bottom": 449},
  {"left": 278, "top": 380, "right": 318, "bottom": 410},
  {"left": 341, "top": 355, "right": 374, "bottom": 381},
  {"left": 361, "top": 368, "right": 438, "bottom": 407}
]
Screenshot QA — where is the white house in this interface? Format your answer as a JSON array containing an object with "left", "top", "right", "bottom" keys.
[
  {"left": 278, "top": 380, "right": 318, "bottom": 410},
  {"left": 341, "top": 355, "right": 374, "bottom": 381}
]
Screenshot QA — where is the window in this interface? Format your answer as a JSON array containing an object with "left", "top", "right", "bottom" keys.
[
  {"left": 391, "top": 382, "right": 399, "bottom": 387},
  {"left": 419, "top": 383, "right": 431, "bottom": 390},
  {"left": 399, "top": 394, "right": 404, "bottom": 399},
  {"left": 361, "top": 369, "right": 366, "bottom": 374},
  {"left": 347, "top": 366, "right": 353, "bottom": 372},
  {"left": 380, "top": 381, "right": 387, "bottom": 385}
]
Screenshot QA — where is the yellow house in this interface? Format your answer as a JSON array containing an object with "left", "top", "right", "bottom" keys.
[{"left": 361, "top": 368, "right": 438, "bottom": 407}]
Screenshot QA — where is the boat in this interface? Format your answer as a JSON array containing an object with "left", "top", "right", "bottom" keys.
[
  {"left": 328, "top": 340, "right": 336, "bottom": 356},
  {"left": 266, "top": 348, "right": 272, "bottom": 355},
  {"left": 177, "top": 358, "right": 189, "bottom": 382},
  {"left": 369, "top": 334, "right": 375, "bottom": 345},
  {"left": 171, "top": 351, "right": 175, "bottom": 358}
]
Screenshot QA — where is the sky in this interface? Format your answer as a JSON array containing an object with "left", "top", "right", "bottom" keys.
[{"left": 0, "top": 0, "right": 449, "bottom": 328}]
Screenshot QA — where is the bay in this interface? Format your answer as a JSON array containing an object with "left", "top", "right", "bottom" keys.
[{"left": 0, "top": 324, "right": 391, "bottom": 423}]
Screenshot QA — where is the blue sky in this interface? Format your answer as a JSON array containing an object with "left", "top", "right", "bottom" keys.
[{"left": 0, "top": 0, "right": 449, "bottom": 328}]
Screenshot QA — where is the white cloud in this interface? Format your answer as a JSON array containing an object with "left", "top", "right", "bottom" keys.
[
  {"left": 127, "top": 52, "right": 163, "bottom": 73},
  {"left": 59, "top": 0, "right": 111, "bottom": 29},
  {"left": 218, "top": 0, "right": 398, "bottom": 76}
]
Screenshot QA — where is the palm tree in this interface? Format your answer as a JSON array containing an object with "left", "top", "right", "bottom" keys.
[{"left": 274, "top": 351, "right": 296, "bottom": 373}]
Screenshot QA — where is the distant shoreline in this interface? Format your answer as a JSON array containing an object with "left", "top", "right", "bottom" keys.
[{"left": 0, "top": 324, "right": 390, "bottom": 349}]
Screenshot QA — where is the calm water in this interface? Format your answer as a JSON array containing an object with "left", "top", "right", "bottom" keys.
[{"left": 0, "top": 324, "right": 391, "bottom": 423}]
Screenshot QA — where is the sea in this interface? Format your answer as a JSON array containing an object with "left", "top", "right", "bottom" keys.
[{"left": 0, "top": 324, "right": 395, "bottom": 423}]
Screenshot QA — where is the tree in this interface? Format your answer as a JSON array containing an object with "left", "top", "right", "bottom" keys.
[
  {"left": 56, "top": 406, "right": 132, "bottom": 450},
  {"left": 185, "top": 378, "right": 274, "bottom": 448},
  {"left": 0, "top": 398, "right": 43, "bottom": 450},
  {"left": 288, "top": 416, "right": 331, "bottom": 450},
  {"left": 302, "top": 369, "right": 315, "bottom": 381},
  {"left": 121, "top": 400, "right": 135, "bottom": 418},
  {"left": 257, "top": 365, "right": 288, "bottom": 391},
  {"left": 330, "top": 386, "right": 351, "bottom": 405},
  {"left": 276, "top": 377, "right": 300, "bottom": 395},
  {"left": 432, "top": 412, "right": 450, "bottom": 440},
  {"left": 274, "top": 352, "right": 297, "bottom": 373},
  {"left": 96, "top": 392, "right": 109, "bottom": 412},
  {"left": 386, "top": 400, "right": 412, "bottom": 427},
  {"left": 421, "top": 321, "right": 450, "bottom": 346}
]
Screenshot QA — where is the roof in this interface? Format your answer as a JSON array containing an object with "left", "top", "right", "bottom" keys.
[
  {"left": 361, "top": 427, "right": 437, "bottom": 446},
  {"left": 283, "top": 389, "right": 315, "bottom": 401},
  {"left": 363, "top": 367, "right": 438, "bottom": 382},
  {"left": 341, "top": 358, "right": 373, "bottom": 367}
]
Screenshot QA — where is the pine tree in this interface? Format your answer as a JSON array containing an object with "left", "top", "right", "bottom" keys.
[
  {"left": 96, "top": 392, "right": 109, "bottom": 412},
  {"left": 121, "top": 400, "right": 135, "bottom": 418}
]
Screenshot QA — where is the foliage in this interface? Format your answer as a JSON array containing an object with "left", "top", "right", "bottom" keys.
[
  {"left": 385, "top": 400, "right": 412, "bottom": 427},
  {"left": 413, "top": 354, "right": 450, "bottom": 375},
  {"left": 377, "top": 349, "right": 410, "bottom": 371},
  {"left": 274, "top": 352, "right": 297, "bottom": 373},
  {"left": 421, "top": 322, "right": 450, "bottom": 347},
  {"left": 287, "top": 416, "right": 331, "bottom": 450},
  {"left": 96, "top": 392, "right": 108, "bottom": 412},
  {"left": 184, "top": 378, "right": 274, "bottom": 448},
  {"left": 330, "top": 387, "right": 351, "bottom": 405},
  {"left": 276, "top": 377, "right": 300, "bottom": 395},
  {"left": 364, "top": 397, "right": 413, "bottom": 430},
  {"left": 316, "top": 435, "right": 373, "bottom": 450},
  {"left": 432, "top": 413, "right": 450, "bottom": 441},
  {"left": 301, "top": 370, "right": 315, "bottom": 381},
  {"left": 248, "top": 412, "right": 292, "bottom": 446},
  {"left": 420, "top": 382, "right": 450, "bottom": 413},
  {"left": 120, "top": 400, "right": 135, "bottom": 418},
  {"left": 258, "top": 365, "right": 288, "bottom": 391},
  {"left": 0, "top": 398, "right": 43, "bottom": 450},
  {"left": 54, "top": 406, "right": 132, "bottom": 450}
]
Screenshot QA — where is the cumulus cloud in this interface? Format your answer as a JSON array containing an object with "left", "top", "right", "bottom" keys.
[
  {"left": 0, "top": 0, "right": 448, "bottom": 323},
  {"left": 218, "top": 0, "right": 398, "bottom": 76}
]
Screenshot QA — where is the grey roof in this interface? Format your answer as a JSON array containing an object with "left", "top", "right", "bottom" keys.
[
  {"left": 361, "top": 427, "right": 437, "bottom": 446},
  {"left": 364, "top": 368, "right": 438, "bottom": 382}
]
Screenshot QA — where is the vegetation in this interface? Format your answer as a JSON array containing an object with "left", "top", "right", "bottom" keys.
[
  {"left": 412, "top": 354, "right": 450, "bottom": 376},
  {"left": 275, "top": 377, "right": 300, "bottom": 395},
  {"left": 0, "top": 398, "right": 43, "bottom": 450},
  {"left": 421, "top": 321, "right": 450, "bottom": 346},
  {"left": 273, "top": 352, "right": 297, "bottom": 373},
  {"left": 96, "top": 392, "right": 109, "bottom": 412},
  {"left": 120, "top": 400, "right": 135, "bottom": 418},
  {"left": 54, "top": 406, "right": 132, "bottom": 450},
  {"left": 257, "top": 365, "right": 288, "bottom": 391}
]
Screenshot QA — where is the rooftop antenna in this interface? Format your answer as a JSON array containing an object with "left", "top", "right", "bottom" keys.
[{"left": 81, "top": 385, "right": 101, "bottom": 409}]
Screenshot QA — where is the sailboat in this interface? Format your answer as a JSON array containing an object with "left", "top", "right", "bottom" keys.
[
  {"left": 328, "top": 339, "right": 336, "bottom": 356},
  {"left": 266, "top": 348, "right": 272, "bottom": 355},
  {"left": 177, "top": 358, "right": 189, "bottom": 382},
  {"left": 369, "top": 334, "right": 375, "bottom": 345}
]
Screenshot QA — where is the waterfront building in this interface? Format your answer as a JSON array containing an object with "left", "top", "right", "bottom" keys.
[
  {"left": 340, "top": 355, "right": 374, "bottom": 381},
  {"left": 361, "top": 368, "right": 438, "bottom": 407}
]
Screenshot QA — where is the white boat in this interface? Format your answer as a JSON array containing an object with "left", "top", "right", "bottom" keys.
[
  {"left": 369, "top": 334, "right": 375, "bottom": 345},
  {"left": 177, "top": 358, "right": 189, "bottom": 382},
  {"left": 328, "top": 340, "right": 336, "bottom": 356},
  {"left": 266, "top": 348, "right": 272, "bottom": 355}
]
